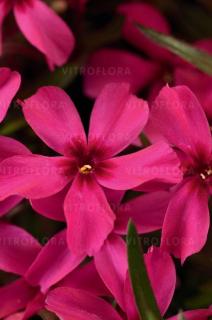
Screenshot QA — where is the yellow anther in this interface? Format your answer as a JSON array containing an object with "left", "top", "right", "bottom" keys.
[
  {"left": 206, "top": 168, "right": 212, "bottom": 176},
  {"left": 200, "top": 167, "right": 212, "bottom": 180},
  {"left": 79, "top": 164, "right": 93, "bottom": 175},
  {"left": 200, "top": 173, "right": 206, "bottom": 180}
]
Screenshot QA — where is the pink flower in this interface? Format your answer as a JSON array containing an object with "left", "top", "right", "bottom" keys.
[
  {"left": 45, "top": 238, "right": 211, "bottom": 320},
  {"left": 0, "top": 0, "right": 75, "bottom": 69},
  {"left": 45, "top": 243, "right": 177, "bottom": 320},
  {"left": 0, "top": 83, "right": 181, "bottom": 256},
  {"left": 83, "top": 48, "right": 161, "bottom": 99},
  {"left": 46, "top": 283, "right": 212, "bottom": 320},
  {"left": 0, "top": 67, "right": 29, "bottom": 216},
  {"left": 147, "top": 85, "right": 212, "bottom": 262},
  {"left": 0, "top": 222, "right": 107, "bottom": 319},
  {"left": 83, "top": 2, "right": 172, "bottom": 99},
  {"left": 83, "top": 2, "right": 212, "bottom": 124},
  {"left": 94, "top": 240, "right": 176, "bottom": 317}
]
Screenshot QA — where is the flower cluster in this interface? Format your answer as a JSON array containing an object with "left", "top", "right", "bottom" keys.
[{"left": 0, "top": 1, "right": 211, "bottom": 320}]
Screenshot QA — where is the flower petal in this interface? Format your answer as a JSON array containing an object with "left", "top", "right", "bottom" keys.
[
  {"left": 0, "top": 279, "right": 36, "bottom": 319},
  {"left": 94, "top": 234, "right": 128, "bottom": 310},
  {"left": 0, "top": 222, "right": 41, "bottom": 275},
  {"left": 83, "top": 49, "right": 160, "bottom": 98},
  {"left": 96, "top": 142, "right": 182, "bottom": 190},
  {"left": 144, "top": 247, "right": 176, "bottom": 315},
  {"left": 46, "top": 287, "right": 123, "bottom": 320},
  {"left": 0, "top": 196, "right": 22, "bottom": 217},
  {"left": 21, "top": 86, "right": 86, "bottom": 155},
  {"left": 25, "top": 229, "right": 85, "bottom": 292},
  {"left": 30, "top": 185, "right": 70, "bottom": 221},
  {"left": 124, "top": 247, "right": 176, "bottom": 319},
  {"left": 5, "top": 312, "right": 25, "bottom": 320},
  {"left": 0, "top": 136, "right": 31, "bottom": 162},
  {"left": 104, "top": 188, "right": 125, "bottom": 210},
  {"left": 65, "top": 174, "right": 115, "bottom": 256},
  {"left": 14, "top": 0, "right": 75, "bottom": 68},
  {"left": 149, "top": 85, "right": 212, "bottom": 162},
  {"left": 167, "top": 307, "right": 212, "bottom": 320},
  {"left": 59, "top": 260, "right": 110, "bottom": 297},
  {"left": 0, "top": 68, "right": 21, "bottom": 122},
  {"left": 0, "top": 136, "right": 30, "bottom": 215},
  {"left": 88, "top": 83, "right": 149, "bottom": 159},
  {"left": 118, "top": 2, "right": 171, "bottom": 61},
  {"left": 0, "top": 155, "right": 71, "bottom": 200},
  {"left": 115, "top": 191, "right": 170, "bottom": 235},
  {"left": 174, "top": 67, "right": 212, "bottom": 122},
  {"left": 161, "top": 178, "right": 210, "bottom": 262},
  {"left": 22, "top": 292, "right": 45, "bottom": 319}
]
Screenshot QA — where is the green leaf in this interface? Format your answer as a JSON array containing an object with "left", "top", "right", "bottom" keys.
[
  {"left": 127, "top": 221, "right": 163, "bottom": 320},
  {"left": 136, "top": 24, "right": 212, "bottom": 75}
]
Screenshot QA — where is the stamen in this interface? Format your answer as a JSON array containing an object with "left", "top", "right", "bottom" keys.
[
  {"left": 79, "top": 164, "right": 93, "bottom": 175},
  {"left": 200, "top": 173, "right": 206, "bottom": 180},
  {"left": 206, "top": 168, "right": 212, "bottom": 176},
  {"left": 200, "top": 167, "right": 212, "bottom": 180}
]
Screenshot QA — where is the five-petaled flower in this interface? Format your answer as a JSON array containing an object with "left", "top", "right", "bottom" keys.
[
  {"left": 147, "top": 85, "right": 212, "bottom": 262},
  {"left": 0, "top": 83, "right": 181, "bottom": 256}
]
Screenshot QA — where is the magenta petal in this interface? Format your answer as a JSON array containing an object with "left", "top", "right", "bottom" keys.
[
  {"left": 59, "top": 260, "right": 110, "bottom": 297},
  {"left": 0, "top": 136, "right": 30, "bottom": 213},
  {"left": 96, "top": 142, "right": 182, "bottom": 190},
  {"left": 149, "top": 85, "right": 212, "bottom": 162},
  {"left": 94, "top": 235, "right": 128, "bottom": 310},
  {"left": 145, "top": 247, "right": 176, "bottom": 315},
  {"left": 30, "top": 185, "right": 70, "bottom": 221},
  {"left": 25, "top": 229, "right": 85, "bottom": 292},
  {"left": 0, "top": 155, "right": 71, "bottom": 200},
  {"left": 65, "top": 175, "right": 115, "bottom": 256},
  {"left": 88, "top": 83, "right": 149, "bottom": 158},
  {"left": 161, "top": 178, "right": 210, "bottom": 262},
  {"left": 0, "top": 68, "right": 21, "bottom": 122},
  {"left": 22, "top": 293, "right": 45, "bottom": 320},
  {"left": 167, "top": 307, "right": 212, "bottom": 320},
  {"left": 0, "top": 222, "right": 41, "bottom": 275},
  {"left": 0, "top": 279, "right": 35, "bottom": 319},
  {"left": 0, "top": 136, "right": 31, "bottom": 162},
  {"left": 124, "top": 247, "right": 176, "bottom": 319},
  {"left": 46, "top": 287, "right": 123, "bottom": 320},
  {"left": 14, "top": 0, "right": 75, "bottom": 68},
  {"left": 115, "top": 191, "right": 170, "bottom": 235},
  {"left": 0, "top": 196, "right": 22, "bottom": 217},
  {"left": 118, "top": 3, "right": 171, "bottom": 61},
  {"left": 83, "top": 49, "right": 160, "bottom": 98},
  {"left": 174, "top": 66, "right": 212, "bottom": 121},
  {"left": 21, "top": 86, "right": 86, "bottom": 155},
  {"left": 5, "top": 312, "right": 25, "bottom": 320},
  {"left": 124, "top": 271, "right": 140, "bottom": 320},
  {"left": 104, "top": 188, "right": 125, "bottom": 210}
]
